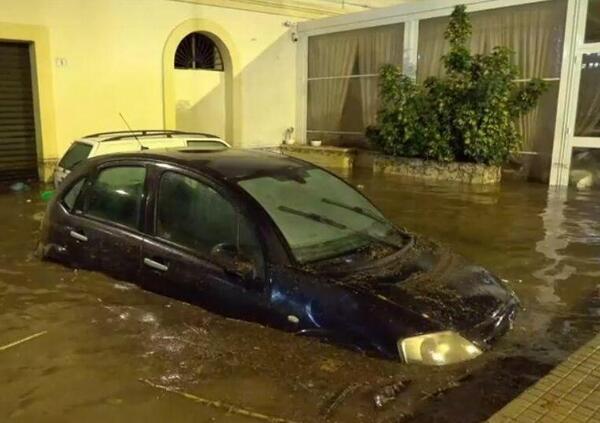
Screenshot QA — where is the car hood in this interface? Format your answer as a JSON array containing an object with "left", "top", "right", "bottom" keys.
[{"left": 319, "top": 237, "right": 517, "bottom": 339}]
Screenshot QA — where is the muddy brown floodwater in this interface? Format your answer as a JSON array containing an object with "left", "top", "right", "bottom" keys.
[{"left": 0, "top": 171, "right": 598, "bottom": 423}]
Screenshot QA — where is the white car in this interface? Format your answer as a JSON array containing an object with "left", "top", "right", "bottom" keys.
[{"left": 53, "top": 130, "right": 230, "bottom": 187}]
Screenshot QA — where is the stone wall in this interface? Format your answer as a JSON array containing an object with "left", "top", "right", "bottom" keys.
[
  {"left": 277, "top": 145, "right": 502, "bottom": 185},
  {"left": 279, "top": 145, "right": 356, "bottom": 169},
  {"left": 372, "top": 155, "right": 501, "bottom": 185}
]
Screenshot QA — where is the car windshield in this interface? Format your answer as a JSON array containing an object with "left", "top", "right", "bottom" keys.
[
  {"left": 238, "top": 168, "right": 403, "bottom": 264},
  {"left": 59, "top": 142, "right": 93, "bottom": 170}
]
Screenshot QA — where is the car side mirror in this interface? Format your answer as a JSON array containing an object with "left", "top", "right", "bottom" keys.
[{"left": 211, "top": 243, "right": 257, "bottom": 285}]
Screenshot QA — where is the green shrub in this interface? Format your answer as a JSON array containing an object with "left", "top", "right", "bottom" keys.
[{"left": 367, "top": 5, "right": 547, "bottom": 165}]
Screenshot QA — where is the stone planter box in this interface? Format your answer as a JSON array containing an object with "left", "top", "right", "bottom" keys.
[
  {"left": 280, "top": 145, "right": 356, "bottom": 170},
  {"left": 277, "top": 145, "right": 501, "bottom": 185},
  {"left": 372, "top": 155, "right": 501, "bottom": 184}
]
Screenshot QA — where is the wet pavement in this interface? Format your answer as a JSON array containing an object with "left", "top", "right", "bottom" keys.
[
  {"left": 0, "top": 172, "right": 599, "bottom": 422},
  {"left": 490, "top": 333, "right": 600, "bottom": 422}
]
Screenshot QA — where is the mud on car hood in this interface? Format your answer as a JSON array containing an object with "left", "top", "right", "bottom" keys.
[{"left": 329, "top": 237, "right": 519, "bottom": 345}]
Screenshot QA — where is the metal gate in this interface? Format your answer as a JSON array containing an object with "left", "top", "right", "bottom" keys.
[{"left": 0, "top": 42, "right": 38, "bottom": 182}]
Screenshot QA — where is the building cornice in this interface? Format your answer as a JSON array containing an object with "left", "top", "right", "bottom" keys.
[{"left": 168, "top": 0, "right": 368, "bottom": 19}]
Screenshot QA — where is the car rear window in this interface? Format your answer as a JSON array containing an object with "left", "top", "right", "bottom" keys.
[
  {"left": 59, "top": 142, "right": 93, "bottom": 170},
  {"left": 62, "top": 178, "right": 86, "bottom": 211},
  {"left": 84, "top": 166, "right": 146, "bottom": 229}
]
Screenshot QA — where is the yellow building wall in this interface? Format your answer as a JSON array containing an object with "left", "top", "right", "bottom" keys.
[
  {"left": 0, "top": 0, "right": 298, "bottom": 161},
  {"left": 174, "top": 69, "right": 226, "bottom": 139}
]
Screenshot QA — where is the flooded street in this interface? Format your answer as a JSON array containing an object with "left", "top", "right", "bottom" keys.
[{"left": 1, "top": 173, "right": 599, "bottom": 423}]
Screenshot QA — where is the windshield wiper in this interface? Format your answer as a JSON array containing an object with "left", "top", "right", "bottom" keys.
[
  {"left": 278, "top": 206, "right": 347, "bottom": 230},
  {"left": 321, "top": 198, "right": 388, "bottom": 225},
  {"left": 277, "top": 205, "right": 402, "bottom": 250}
]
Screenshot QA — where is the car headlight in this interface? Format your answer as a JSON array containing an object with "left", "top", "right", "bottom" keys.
[{"left": 398, "top": 331, "right": 482, "bottom": 366}]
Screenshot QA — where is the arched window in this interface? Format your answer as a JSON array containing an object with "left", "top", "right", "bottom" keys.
[{"left": 174, "top": 32, "right": 224, "bottom": 71}]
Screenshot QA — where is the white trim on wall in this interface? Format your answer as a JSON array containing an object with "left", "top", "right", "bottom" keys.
[
  {"left": 307, "top": 130, "right": 364, "bottom": 135},
  {"left": 403, "top": 20, "right": 419, "bottom": 79},
  {"left": 168, "top": 0, "right": 367, "bottom": 19},
  {"left": 578, "top": 42, "right": 600, "bottom": 54},
  {"left": 296, "top": 0, "right": 555, "bottom": 36},
  {"left": 308, "top": 73, "right": 379, "bottom": 80},
  {"left": 295, "top": 34, "right": 309, "bottom": 145},
  {"left": 570, "top": 137, "right": 600, "bottom": 148},
  {"left": 550, "top": 0, "right": 584, "bottom": 186},
  {"left": 549, "top": 0, "right": 600, "bottom": 187}
]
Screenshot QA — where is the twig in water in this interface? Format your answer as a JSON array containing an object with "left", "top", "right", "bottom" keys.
[
  {"left": 140, "top": 379, "right": 301, "bottom": 423},
  {"left": 0, "top": 268, "right": 23, "bottom": 275},
  {"left": 321, "top": 381, "right": 365, "bottom": 419},
  {"left": 183, "top": 322, "right": 201, "bottom": 335},
  {"left": 0, "top": 330, "right": 47, "bottom": 352},
  {"left": 420, "top": 371, "right": 472, "bottom": 401}
]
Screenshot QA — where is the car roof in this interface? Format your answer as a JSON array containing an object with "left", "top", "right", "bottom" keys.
[
  {"left": 79, "top": 130, "right": 223, "bottom": 143},
  {"left": 93, "top": 148, "right": 315, "bottom": 181}
]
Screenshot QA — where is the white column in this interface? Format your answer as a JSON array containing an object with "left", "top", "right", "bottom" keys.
[
  {"left": 403, "top": 20, "right": 419, "bottom": 79},
  {"left": 550, "top": 0, "right": 588, "bottom": 186},
  {"left": 295, "top": 33, "right": 308, "bottom": 145}
]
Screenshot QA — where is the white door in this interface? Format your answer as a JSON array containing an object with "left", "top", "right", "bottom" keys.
[{"left": 554, "top": 0, "right": 600, "bottom": 188}]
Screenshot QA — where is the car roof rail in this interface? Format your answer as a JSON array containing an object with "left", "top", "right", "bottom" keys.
[
  {"left": 84, "top": 130, "right": 220, "bottom": 140},
  {"left": 89, "top": 131, "right": 220, "bottom": 143},
  {"left": 83, "top": 130, "right": 168, "bottom": 138},
  {"left": 100, "top": 132, "right": 220, "bottom": 142}
]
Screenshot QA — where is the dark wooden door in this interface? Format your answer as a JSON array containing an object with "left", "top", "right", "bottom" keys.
[{"left": 0, "top": 42, "right": 37, "bottom": 182}]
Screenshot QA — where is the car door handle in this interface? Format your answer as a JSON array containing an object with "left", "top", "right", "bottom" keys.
[
  {"left": 144, "top": 257, "right": 169, "bottom": 272},
  {"left": 69, "top": 230, "right": 88, "bottom": 242}
]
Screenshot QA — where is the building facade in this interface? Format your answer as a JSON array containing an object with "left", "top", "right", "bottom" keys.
[
  {"left": 0, "top": 0, "right": 598, "bottom": 186},
  {"left": 0, "top": 0, "right": 351, "bottom": 180},
  {"left": 296, "top": 0, "right": 600, "bottom": 187}
]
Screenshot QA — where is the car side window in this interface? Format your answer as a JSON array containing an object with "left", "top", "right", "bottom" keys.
[
  {"left": 62, "top": 178, "right": 86, "bottom": 211},
  {"left": 83, "top": 166, "right": 146, "bottom": 229},
  {"left": 156, "top": 171, "right": 260, "bottom": 263}
]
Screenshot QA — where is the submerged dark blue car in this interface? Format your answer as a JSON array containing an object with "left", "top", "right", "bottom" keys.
[{"left": 40, "top": 148, "right": 519, "bottom": 365}]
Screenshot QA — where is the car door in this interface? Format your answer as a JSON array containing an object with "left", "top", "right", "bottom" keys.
[
  {"left": 63, "top": 163, "right": 148, "bottom": 282},
  {"left": 140, "top": 166, "right": 269, "bottom": 320}
]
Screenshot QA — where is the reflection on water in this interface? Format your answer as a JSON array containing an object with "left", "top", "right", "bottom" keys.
[
  {"left": 0, "top": 174, "right": 598, "bottom": 422},
  {"left": 534, "top": 189, "right": 573, "bottom": 288},
  {"left": 347, "top": 173, "right": 600, "bottom": 362}
]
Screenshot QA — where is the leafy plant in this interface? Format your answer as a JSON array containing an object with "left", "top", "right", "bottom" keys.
[{"left": 367, "top": 5, "right": 547, "bottom": 165}]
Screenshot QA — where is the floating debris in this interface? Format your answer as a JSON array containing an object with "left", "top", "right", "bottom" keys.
[
  {"left": 140, "top": 312, "right": 157, "bottom": 323},
  {"left": 376, "top": 411, "right": 414, "bottom": 423},
  {"left": 32, "top": 211, "right": 45, "bottom": 222},
  {"left": 160, "top": 373, "right": 181, "bottom": 384},
  {"left": 373, "top": 378, "right": 412, "bottom": 409},
  {"left": 0, "top": 330, "right": 47, "bottom": 352},
  {"left": 319, "top": 358, "right": 343, "bottom": 373},
  {"left": 420, "top": 372, "right": 472, "bottom": 401},
  {"left": 40, "top": 190, "right": 54, "bottom": 202},
  {"left": 0, "top": 268, "right": 24, "bottom": 275},
  {"left": 112, "top": 283, "right": 133, "bottom": 291},
  {"left": 9, "top": 182, "right": 30, "bottom": 192},
  {"left": 140, "top": 379, "right": 301, "bottom": 423},
  {"left": 321, "top": 381, "right": 364, "bottom": 418}
]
